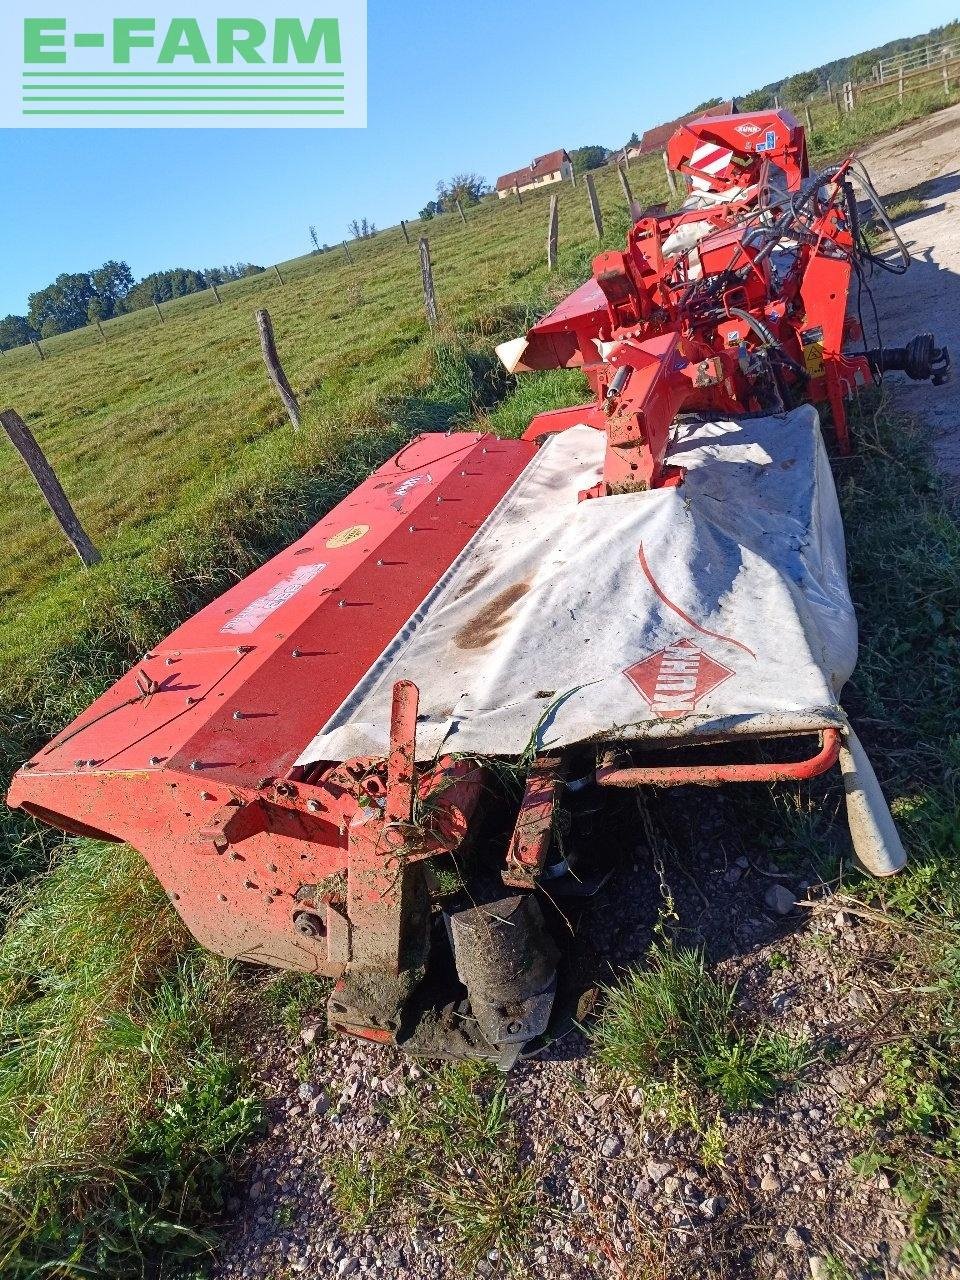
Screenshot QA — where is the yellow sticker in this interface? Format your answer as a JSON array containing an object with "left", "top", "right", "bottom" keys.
[
  {"left": 326, "top": 524, "right": 370, "bottom": 549},
  {"left": 802, "top": 342, "right": 825, "bottom": 379}
]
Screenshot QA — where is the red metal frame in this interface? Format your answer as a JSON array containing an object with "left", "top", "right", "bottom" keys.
[
  {"left": 595, "top": 728, "right": 841, "bottom": 787},
  {"left": 7, "top": 112, "right": 918, "bottom": 1052},
  {"left": 512, "top": 111, "right": 869, "bottom": 492}
]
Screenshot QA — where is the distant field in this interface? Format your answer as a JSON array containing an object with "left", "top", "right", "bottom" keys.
[{"left": 0, "top": 156, "right": 663, "bottom": 649}]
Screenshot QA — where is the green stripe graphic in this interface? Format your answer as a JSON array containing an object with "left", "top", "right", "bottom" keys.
[
  {"left": 23, "top": 96, "right": 345, "bottom": 102},
  {"left": 22, "top": 109, "right": 346, "bottom": 115},
  {"left": 22, "top": 70, "right": 345, "bottom": 77}
]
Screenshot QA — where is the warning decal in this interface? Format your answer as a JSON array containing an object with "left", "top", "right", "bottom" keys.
[{"left": 624, "top": 639, "right": 735, "bottom": 719}]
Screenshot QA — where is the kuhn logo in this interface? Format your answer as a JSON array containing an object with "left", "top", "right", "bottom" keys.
[
  {"left": 623, "top": 639, "right": 735, "bottom": 719},
  {"left": 735, "top": 122, "right": 762, "bottom": 136}
]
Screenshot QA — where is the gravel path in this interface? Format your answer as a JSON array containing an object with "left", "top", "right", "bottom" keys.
[
  {"left": 861, "top": 102, "right": 960, "bottom": 475},
  {"left": 213, "top": 109, "right": 960, "bottom": 1280},
  {"left": 215, "top": 815, "right": 920, "bottom": 1280}
]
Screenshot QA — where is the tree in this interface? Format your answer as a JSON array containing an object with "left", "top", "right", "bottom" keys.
[
  {"left": 849, "top": 54, "right": 875, "bottom": 84},
  {"left": 309, "top": 225, "right": 320, "bottom": 253},
  {"left": 571, "top": 145, "right": 609, "bottom": 175},
  {"left": 0, "top": 314, "right": 35, "bottom": 351},
  {"left": 690, "top": 96, "right": 724, "bottom": 114},
  {"left": 436, "top": 173, "right": 487, "bottom": 209},
  {"left": 740, "top": 88, "right": 774, "bottom": 110},
  {"left": 626, "top": 131, "right": 640, "bottom": 148},
  {"left": 28, "top": 273, "right": 98, "bottom": 337},
  {"left": 90, "top": 260, "right": 133, "bottom": 320},
  {"left": 348, "top": 218, "right": 377, "bottom": 239},
  {"left": 419, "top": 200, "right": 441, "bottom": 220},
  {"left": 784, "top": 70, "right": 820, "bottom": 101}
]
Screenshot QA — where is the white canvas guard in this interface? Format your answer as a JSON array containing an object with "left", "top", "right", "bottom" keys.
[{"left": 297, "top": 406, "right": 858, "bottom": 764}]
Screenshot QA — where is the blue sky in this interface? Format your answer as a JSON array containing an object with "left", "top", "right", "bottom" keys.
[{"left": 1, "top": 0, "right": 957, "bottom": 317}]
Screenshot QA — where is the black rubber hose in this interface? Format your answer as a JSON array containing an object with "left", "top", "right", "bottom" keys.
[{"left": 727, "top": 306, "right": 809, "bottom": 380}]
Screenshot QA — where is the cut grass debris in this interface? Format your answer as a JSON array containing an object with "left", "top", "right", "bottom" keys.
[
  {"left": 592, "top": 942, "right": 808, "bottom": 1119},
  {"left": 327, "top": 1062, "right": 541, "bottom": 1269}
]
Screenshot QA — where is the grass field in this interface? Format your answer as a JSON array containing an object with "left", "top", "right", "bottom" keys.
[{"left": 1, "top": 84, "right": 959, "bottom": 1275}]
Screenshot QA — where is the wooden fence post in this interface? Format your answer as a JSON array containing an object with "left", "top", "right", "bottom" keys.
[
  {"left": 585, "top": 172, "right": 603, "bottom": 240},
  {"left": 662, "top": 150, "right": 678, "bottom": 199},
  {"left": 546, "top": 193, "right": 559, "bottom": 271},
  {"left": 514, "top": 184, "right": 522, "bottom": 206},
  {"left": 96, "top": 319, "right": 106, "bottom": 343},
  {"left": 455, "top": 198, "right": 467, "bottom": 226},
  {"left": 618, "top": 164, "right": 641, "bottom": 221},
  {"left": 898, "top": 67, "right": 904, "bottom": 103},
  {"left": 342, "top": 240, "right": 353, "bottom": 263},
  {"left": 33, "top": 340, "right": 45, "bottom": 361},
  {"left": 153, "top": 300, "right": 164, "bottom": 325},
  {"left": 210, "top": 281, "right": 223, "bottom": 304},
  {"left": 273, "top": 264, "right": 285, "bottom": 286},
  {"left": 255, "top": 309, "right": 301, "bottom": 429},
  {"left": 803, "top": 104, "right": 813, "bottom": 132},
  {"left": 419, "top": 238, "right": 438, "bottom": 329},
  {"left": 943, "top": 49, "right": 950, "bottom": 94},
  {"left": 400, "top": 219, "right": 411, "bottom": 244},
  {"left": 0, "top": 409, "right": 101, "bottom": 566},
  {"left": 570, "top": 165, "right": 577, "bottom": 188}
]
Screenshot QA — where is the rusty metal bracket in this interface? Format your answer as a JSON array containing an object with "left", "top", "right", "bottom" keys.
[
  {"left": 595, "top": 728, "right": 841, "bottom": 787},
  {"left": 503, "top": 754, "right": 565, "bottom": 887}
]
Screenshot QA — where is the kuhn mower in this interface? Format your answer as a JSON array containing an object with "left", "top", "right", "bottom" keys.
[{"left": 8, "top": 111, "right": 950, "bottom": 1066}]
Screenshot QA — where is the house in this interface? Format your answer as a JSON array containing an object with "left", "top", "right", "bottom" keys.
[
  {"left": 495, "top": 149, "right": 573, "bottom": 198},
  {"left": 631, "top": 100, "right": 737, "bottom": 157}
]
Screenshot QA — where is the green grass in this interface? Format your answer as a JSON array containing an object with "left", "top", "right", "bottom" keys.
[
  {"left": 0, "top": 840, "right": 262, "bottom": 1275},
  {"left": 592, "top": 942, "right": 808, "bottom": 1121},
  {"left": 327, "top": 1062, "right": 541, "bottom": 1268},
  {"left": 1, "top": 84, "right": 959, "bottom": 1275}
]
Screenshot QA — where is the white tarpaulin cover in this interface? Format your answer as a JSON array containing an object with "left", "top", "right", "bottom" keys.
[{"left": 297, "top": 406, "right": 857, "bottom": 764}]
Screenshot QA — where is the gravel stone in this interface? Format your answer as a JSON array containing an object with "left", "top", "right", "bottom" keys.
[
  {"left": 647, "top": 1159, "right": 674, "bottom": 1183},
  {"left": 765, "top": 884, "right": 798, "bottom": 915},
  {"left": 785, "top": 1227, "right": 806, "bottom": 1251},
  {"left": 600, "top": 1134, "right": 623, "bottom": 1159}
]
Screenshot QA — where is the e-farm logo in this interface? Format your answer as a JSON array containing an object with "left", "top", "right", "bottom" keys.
[{"left": 1, "top": 2, "right": 366, "bottom": 128}]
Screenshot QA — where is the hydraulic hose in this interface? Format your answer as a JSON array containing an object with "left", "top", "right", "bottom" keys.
[{"left": 727, "top": 307, "right": 808, "bottom": 381}]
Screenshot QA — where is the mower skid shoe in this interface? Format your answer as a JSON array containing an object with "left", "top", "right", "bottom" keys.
[{"left": 448, "top": 894, "right": 560, "bottom": 1069}]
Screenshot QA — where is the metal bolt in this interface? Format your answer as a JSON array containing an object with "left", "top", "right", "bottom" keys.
[
  {"left": 233, "top": 710, "right": 245, "bottom": 720},
  {"left": 293, "top": 910, "right": 326, "bottom": 940},
  {"left": 506, "top": 1020, "right": 524, "bottom": 1036},
  {"left": 307, "top": 799, "right": 322, "bottom": 812},
  {"left": 291, "top": 648, "right": 301, "bottom": 658},
  {"left": 236, "top": 645, "right": 253, "bottom": 654},
  {"left": 149, "top": 756, "right": 162, "bottom": 766},
  {"left": 268, "top": 863, "right": 278, "bottom": 873},
  {"left": 171, "top": 892, "right": 181, "bottom": 901},
  {"left": 244, "top": 879, "right": 256, "bottom": 889},
  {"left": 257, "top": 777, "right": 273, "bottom": 789},
  {"left": 190, "top": 760, "right": 201, "bottom": 771},
  {"left": 186, "top": 696, "right": 198, "bottom": 705},
  {"left": 218, "top": 894, "right": 227, "bottom": 903},
  {"left": 200, "top": 791, "right": 213, "bottom": 801},
  {"left": 165, "top": 657, "right": 175, "bottom": 666}
]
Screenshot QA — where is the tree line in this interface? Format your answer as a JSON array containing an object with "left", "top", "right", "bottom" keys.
[{"left": 0, "top": 259, "right": 265, "bottom": 351}]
